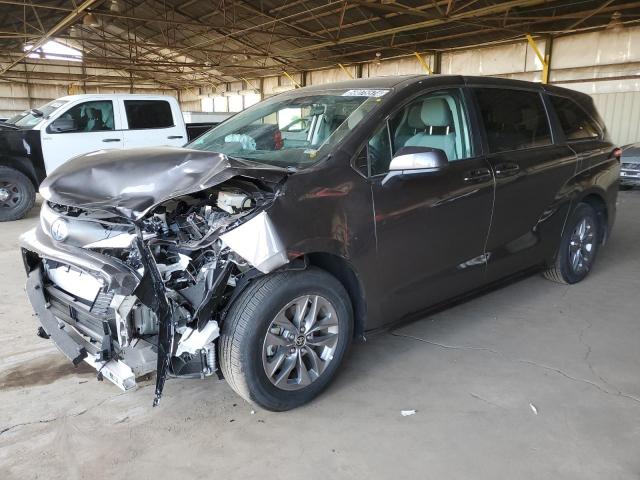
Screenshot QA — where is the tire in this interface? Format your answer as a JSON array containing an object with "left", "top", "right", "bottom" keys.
[
  {"left": 219, "top": 268, "right": 353, "bottom": 411},
  {"left": 619, "top": 185, "right": 633, "bottom": 191},
  {"left": 0, "top": 166, "right": 36, "bottom": 222},
  {"left": 544, "top": 202, "right": 600, "bottom": 284}
]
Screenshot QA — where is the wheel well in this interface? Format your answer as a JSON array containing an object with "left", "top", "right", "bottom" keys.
[
  {"left": 580, "top": 193, "right": 608, "bottom": 244},
  {"left": 305, "top": 253, "right": 366, "bottom": 339},
  {"left": 0, "top": 159, "right": 39, "bottom": 188}
]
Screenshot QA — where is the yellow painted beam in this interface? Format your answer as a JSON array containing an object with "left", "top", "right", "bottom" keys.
[
  {"left": 282, "top": 71, "right": 301, "bottom": 88},
  {"left": 338, "top": 63, "right": 354, "bottom": 79},
  {"left": 241, "top": 76, "right": 259, "bottom": 91},
  {"left": 526, "top": 34, "right": 549, "bottom": 84},
  {"left": 414, "top": 52, "right": 433, "bottom": 75}
]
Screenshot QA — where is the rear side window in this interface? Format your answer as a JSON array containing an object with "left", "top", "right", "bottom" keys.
[
  {"left": 549, "top": 95, "right": 602, "bottom": 140},
  {"left": 474, "top": 88, "right": 552, "bottom": 153},
  {"left": 124, "top": 100, "right": 174, "bottom": 129}
]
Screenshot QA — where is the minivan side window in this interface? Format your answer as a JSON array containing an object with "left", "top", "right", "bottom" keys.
[
  {"left": 358, "top": 89, "right": 474, "bottom": 177},
  {"left": 52, "top": 100, "right": 115, "bottom": 133},
  {"left": 549, "top": 95, "right": 602, "bottom": 141},
  {"left": 474, "top": 88, "right": 552, "bottom": 153},
  {"left": 389, "top": 89, "right": 473, "bottom": 163},
  {"left": 124, "top": 100, "right": 174, "bottom": 129}
]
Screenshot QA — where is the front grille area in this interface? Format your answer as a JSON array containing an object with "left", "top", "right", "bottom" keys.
[
  {"left": 45, "top": 283, "right": 116, "bottom": 342},
  {"left": 621, "top": 162, "right": 640, "bottom": 171}
]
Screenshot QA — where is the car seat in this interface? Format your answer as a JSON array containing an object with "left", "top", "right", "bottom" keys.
[{"left": 404, "top": 98, "right": 456, "bottom": 161}]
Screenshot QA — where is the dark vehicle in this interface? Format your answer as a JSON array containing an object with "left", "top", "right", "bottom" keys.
[
  {"left": 20, "top": 76, "right": 620, "bottom": 411},
  {"left": 619, "top": 144, "right": 640, "bottom": 189}
]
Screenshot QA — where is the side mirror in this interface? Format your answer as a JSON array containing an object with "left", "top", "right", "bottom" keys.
[
  {"left": 388, "top": 146, "right": 448, "bottom": 171},
  {"left": 383, "top": 147, "right": 448, "bottom": 186},
  {"left": 49, "top": 117, "right": 77, "bottom": 133}
]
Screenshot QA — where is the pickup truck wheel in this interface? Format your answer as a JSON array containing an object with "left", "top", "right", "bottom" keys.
[
  {"left": 219, "top": 268, "right": 353, "bottom": 411},
  {"left": 544, "top": 202, "right": 600, "bottom": 284},
  {"left": 0, "top": 166, "right": 35, "bottom": 222}
]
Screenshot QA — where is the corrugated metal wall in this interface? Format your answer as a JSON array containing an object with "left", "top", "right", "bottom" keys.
[
  {"left": 3, "top": 26, "right": 640, "bottom": 146},
  {"left": 592, "top": 91, "right": 640, "bottom": 146}
]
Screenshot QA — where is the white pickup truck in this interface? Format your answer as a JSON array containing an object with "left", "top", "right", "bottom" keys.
[{"left": 0, "top": 94, "right": 224, "bottom": 221}]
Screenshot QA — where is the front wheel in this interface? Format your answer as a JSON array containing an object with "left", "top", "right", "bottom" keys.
[
  {"left": 544, "top": 202, "right": 600, "bottom": 284},
  {"left": 0, "top": 166, "right": 36, "bottom": 222},
  {"left": 219, "top": 268, "right": 353, "bottom": 411}
]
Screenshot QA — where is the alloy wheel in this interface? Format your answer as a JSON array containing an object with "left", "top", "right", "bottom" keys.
[
  {"left": 262, "top": 295, "right": 340, "bottom": 391},
  {"left": 569, "top": 217, "right": 596, "bottom": 274}
]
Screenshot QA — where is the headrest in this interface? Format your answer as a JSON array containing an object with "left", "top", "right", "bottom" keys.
[
  {"left": 347, "top": 108, "right": 365, "bottom": 129},
  {"left": 407, "top": 104, "right": 423, "bottom": 129},
  {"left": 421, "top": 98, "right": 452, "bottom": 127}
]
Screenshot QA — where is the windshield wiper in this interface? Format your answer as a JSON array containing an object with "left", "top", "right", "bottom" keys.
[{"left": 0, "top": 122, "right": 19, "bottom": 130}]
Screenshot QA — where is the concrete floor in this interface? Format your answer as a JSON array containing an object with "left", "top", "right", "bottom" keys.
[{"left": 1, "top": 192, "right": 639, "bottom": 480}]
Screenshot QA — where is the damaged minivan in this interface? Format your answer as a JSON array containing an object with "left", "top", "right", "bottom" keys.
[{"left": 20, "top": 76, "right": 620, "bottom": 411}]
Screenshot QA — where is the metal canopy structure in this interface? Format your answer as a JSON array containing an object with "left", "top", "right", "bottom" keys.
[{"left": 1, "top": 0, "right": 640, "bottom": 90}]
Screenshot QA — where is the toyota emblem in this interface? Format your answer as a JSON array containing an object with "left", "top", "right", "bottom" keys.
[{"left": 50, "top": 218, "right": 69, "bottom": 242}]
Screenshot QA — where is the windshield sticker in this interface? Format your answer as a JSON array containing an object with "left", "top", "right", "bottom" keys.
[{"left": 341, "top": 89, "right": 389, "bottom": 97}]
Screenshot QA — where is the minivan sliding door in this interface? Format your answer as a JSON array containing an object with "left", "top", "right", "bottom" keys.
[{"left": 472, "top": 87, "right": 578, "bottom": 281}]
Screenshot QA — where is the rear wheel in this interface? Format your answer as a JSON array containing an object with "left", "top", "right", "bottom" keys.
[
  {"left": 544, "top": 202, "right": 600, "bottom": 284},
  {"left": 219, "top": 268, "right": 353, "bottom": 411},
  {"left": 0, "top": 166, "right": 36, "bottom": 222},
  {"left": 619, "top": 185, "right": 634, "bottom": 191}
]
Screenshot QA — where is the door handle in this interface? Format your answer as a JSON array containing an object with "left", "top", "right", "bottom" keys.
[
  {"left": 102, "top": 138, "right": 121, "bottom": 142},
  {"left": 167, "top": 135, "right": 184, "bottom": 139},
  {"left": 463, "top": 167, "right": 492, "bottom": 183},
  {"left": 494, "top": 162, "right": 520, "bottom": 177}
]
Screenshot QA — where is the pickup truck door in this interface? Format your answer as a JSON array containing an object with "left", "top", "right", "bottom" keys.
[
  {"left": 40, "top": 99, "right": 124, "bottom": 174},
  {"left": 120, "top": 99, "right": 186, "bottom": 148}
]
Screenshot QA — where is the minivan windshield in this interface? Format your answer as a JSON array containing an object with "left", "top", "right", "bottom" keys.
[
  {"left": 6, "top": 99, "right": 68, "bottom": 128},
  {"left": 188, "top": 88, "right": 389, "bottom": 168}
]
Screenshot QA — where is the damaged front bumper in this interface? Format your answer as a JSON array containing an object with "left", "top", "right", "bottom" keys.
[
  {"left": 21, "top": 227, "right": 152, "bottom": 391},
  {"left": 20, "top": 226, "right": 219, "bottom": 403}
]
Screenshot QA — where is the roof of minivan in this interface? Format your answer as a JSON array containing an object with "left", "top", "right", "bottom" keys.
[{"left": 294, "top": 75, "right": 587, "bottom": 98}]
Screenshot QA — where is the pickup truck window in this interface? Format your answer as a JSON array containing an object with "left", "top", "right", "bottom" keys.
[
  {"left": 124, "top": 100, "right": 174, "bottom": 129},
  {"left": 52, "top": 100, "right": 115, "bottom": 133},
  {"left": 7, "top": 99, "right": 68, "bottom": 128}
]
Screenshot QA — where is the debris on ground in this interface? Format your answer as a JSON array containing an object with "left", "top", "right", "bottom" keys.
[
  {"left": 401, "top": 409, "right": 417, "bottom": 416},
  {"left": 529, "top": 403, "right": 538, "bottom": 415}
]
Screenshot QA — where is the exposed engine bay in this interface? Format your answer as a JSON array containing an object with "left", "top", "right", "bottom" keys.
[{"left": 23, "top": 177, "right": 289, "bottom": 405}]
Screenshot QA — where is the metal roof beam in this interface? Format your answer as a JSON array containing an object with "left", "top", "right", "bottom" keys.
[{"left": 0, "top": 0, "right": 100, "bottom": 76}]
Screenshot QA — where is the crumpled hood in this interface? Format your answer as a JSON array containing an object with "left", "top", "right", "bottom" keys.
[{"left": 40, "top": 147, "right": 288, "bottom": 220}]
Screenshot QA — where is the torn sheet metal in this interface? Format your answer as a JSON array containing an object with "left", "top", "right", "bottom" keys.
[
  {"left": 39, "top": 147, "right": 287, "bottom": 220},
  {"left": 133, "top": 237, "right": 174, "bottom": 407},
  {"left": 220, "top": 211, "right": 288, "bottom": 273}
]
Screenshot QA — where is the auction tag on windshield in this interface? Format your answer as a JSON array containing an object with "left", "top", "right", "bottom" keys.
[{"left": 342, "top": 89, "right": 389, "bottom": 97}]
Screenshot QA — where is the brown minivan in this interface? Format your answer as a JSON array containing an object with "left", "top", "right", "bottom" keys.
[{"left": 21, "top": 75, "right": 620, "bottom": 410}]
